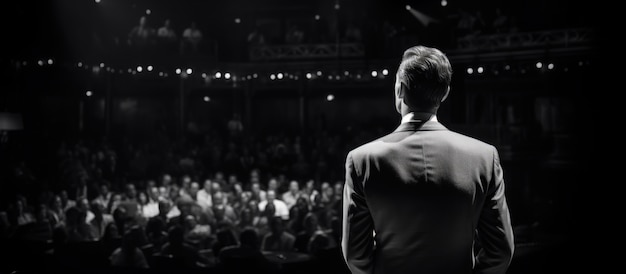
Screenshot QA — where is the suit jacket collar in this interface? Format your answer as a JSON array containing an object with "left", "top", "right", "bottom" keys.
[{"left": 393, "top": 119, "right": 448, "bottom": 133}]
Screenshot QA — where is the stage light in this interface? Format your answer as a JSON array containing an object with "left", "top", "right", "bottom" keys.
[
  {"left": 344, "top": 71, "right": 349, "bottom": 76},
  {"left": 277, "top": 73, "right": 283, "bottom": 79},
  {"left": 146, "top": 9, "right": 151, "bottom": 15},
  {"left": 371, "top": 70, "right": 378, "bottom": 77},
  {"left": 306, "top": 73, "right": 312, "bottom": 79},
  {"left": 159, "top": 72, "right": 164, "bottom": 77},
  {"left": 466, "top": 68, "right": 474, "bottom": 74},
  {"left": 382, "top": 69, "right": 389, "bottom": 76},
  {"left": 203, "top": 96, "right": 211, "bottom": 102},
  {"left": 315, "top": 14, "right": 320, "bottom": 20},
  {"left": 253, "top": 73, "right": 258, "bottom": 78},
  {"left": 77, "top": 62, "right": 83, "bottom": 67},
  {"left": 406, "top": 5, "right": 411, "bottom": 10},
  {"left": 175, "top": 68, "right": 181, "bottom": 74},
  {"left": 100, "top": 63, "right": 105, "bottom": 68},
  {"left": 548, "top": 63, "right": 555, "bottom": 70},
  {"left": 327, "top": 94, "right": 335, "bottom": 101},
  {"left": 270, "top": 74, "right": 276, "bottom": 80},
  {"left": 235, "top": 18, "right": 241, "bottom": 24},
  {"left": 47, "top": 59, "right": 53, "bottom": 65},
  {"left": 535, "top": 62, "right": 543, "bottom": 69},
  {"left": 504, "top": 65, "right": 511, "bottom": 70},
  {"left": 215, "top": 72, "right": 222, "bottom": 78},
  {"left": 186, "top": 68, "right": 192, "bottom": 75},
  {"left": 95, "top": 0, "right": 101, "bottom": 3},
  {"left": 37, "top": 60, "right": 44, "bottom": 66},
  {"left": 137, "top": 66, "right": 143, "bottom": 72},
  {"left": 477, "top": 67, "right": 484, "bottom": 74},
  {"left": 224, "top": 72, "right": 231, "bottom": 79},
  {"left": 441, "top": 0, "right": 447, "bottom": 7},
  {"left": 201, "top": 73, "right": 207, "bottom": 78},
  {"left": 316, "top": 71, "right": 322, "bottom": 76},
  {"left": 86, "top": 91, "right": 93, "bottom": 97}
]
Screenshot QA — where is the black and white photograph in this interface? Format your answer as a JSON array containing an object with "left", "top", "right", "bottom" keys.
[{"left": 1, "top": 0, "right": 602, "bottom": 274}]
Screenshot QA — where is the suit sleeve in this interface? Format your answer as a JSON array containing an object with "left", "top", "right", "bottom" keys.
[
  {"left": 341, "top": 152, "right": 375, "bottom": 274},
  {"left": 474, "top": 147, "right": 515, "bottom": 274}
]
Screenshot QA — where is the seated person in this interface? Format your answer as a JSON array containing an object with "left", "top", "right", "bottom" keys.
[{"left": 218, "top": 228, "right": 276, "bottom": 274}]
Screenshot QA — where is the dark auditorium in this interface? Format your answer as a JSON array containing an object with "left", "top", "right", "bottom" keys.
[{"left": 1, "top": 0, "right": 602, "bottom": 274}]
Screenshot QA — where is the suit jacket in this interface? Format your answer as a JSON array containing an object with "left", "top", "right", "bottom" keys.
[{"left": 342, "top": 119, "right": 514, "bottom": 274}]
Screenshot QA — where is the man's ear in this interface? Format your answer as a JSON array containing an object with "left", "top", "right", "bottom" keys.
[
  {"left": 441, "top": 86, "right": 450, "bottom": 102},
  {"left": 397, "top": 82, "right": 407, "bottom": 99}
]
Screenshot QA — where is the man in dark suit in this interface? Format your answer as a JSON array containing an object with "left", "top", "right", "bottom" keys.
[{"left": 341, "top": 45, "right": 514, "bottom": 274}]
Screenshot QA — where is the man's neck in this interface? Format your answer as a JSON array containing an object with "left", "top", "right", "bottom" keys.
[{"left": 401, "top": 112, "right": 437, "bottom": 124}]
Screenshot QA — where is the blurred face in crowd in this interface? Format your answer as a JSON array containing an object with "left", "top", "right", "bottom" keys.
[
  {"left": 189, "top": 182, "right": 200, "bottom": 197},
  {"left": 251, "top": 182, "right": 261, "bottom": 193},
  {"left": 268, "top": 179, "right": 278, "bottom": 191},
  {"left": 213, "top": 192, "right": 224, "bottom": 206},
  {"left": 212, "top": 182, "right": 221, "bottom": 193},
  {"left": 125, "top": 183, "right": 137, "bottom": 199},
  {"left": 148, "top": 186, "right": 160, "bottom": 201},
  {"left": 228, "top": 175, "right": 238, "bottom": 184},
  {"left": 162, "top": 174, "right": 172, "bottom": 186},
  {"left": 100, "top": 184, "right": 109, "bottom": 197},
  {"left": 289, "top": 181, "right": 299, "bottom": 193},
  {"left": 267, "top": 190, "right": 276, "bottom": 202},
  {"left": 203, "top": 179, "right": 212, "bottom": 191},
  {"left": 182, "top": 175, "right": 192, "bottom": 188},
  {"left": 138, "top": 192, "right": 148, "bottom": 205}
]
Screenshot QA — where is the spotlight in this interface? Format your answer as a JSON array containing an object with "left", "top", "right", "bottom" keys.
[
  {"left": 147, "top": 65, "right": 153, "bottom": 71},
  {"left": 215, "top": 72, "right": 222, "bottom": 78},
  {"left": 306, "top": 73, "right": 312, "bottom": 79},
  {"left": 535, "top": 62, "right": 543, "bottom": 69},
  {"left": 382, "top": 69, "right": 389, "bottom": 76},
  {"left": 371, "top": 70, "right": 378, "bottom": 77},
  {"left": 86, "top": 91, "right": 93, "bottom": 97},
  {"left": 235, "top": 18, "right": 241, "bottom": 24},
  {"left": 175, "top": 68, "right": 181, "bottom": 74},
  {"left": 137, "top": 66, "right": 143, "bottom": 72},
  {"left": 203, "top": 96, "right": 211, "bottom": 102},
  {"left": 224, "top": 72, "right": 231, "bottom": 79},
  {"left": 406, "top": 5, "right": 411, "bottom": 10},
  {"left": 466, "top": 68, "right": 474, "bottom": 74},
  {"left": 326, "top": 94, "right": 335, "bottom": 101},
  {"left": 186, "top": 68, "right": 192, "bottom": 75}
]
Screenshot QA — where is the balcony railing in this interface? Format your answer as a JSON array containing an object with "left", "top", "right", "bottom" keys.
[
  {"left": 455, "top": 28, "right": 594, "bottom": 52},
  {"left": 248, "top": 43, "right": 365, "bottom": 61}
]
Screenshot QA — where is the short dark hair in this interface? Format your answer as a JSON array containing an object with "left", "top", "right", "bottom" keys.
[{"left": 397, "top": 45, "right": 453, "bottom": 112}]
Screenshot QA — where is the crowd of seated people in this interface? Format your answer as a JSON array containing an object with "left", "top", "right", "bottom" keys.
[{"left": 0, "top": 125, "right": 365, "bottom": 274}]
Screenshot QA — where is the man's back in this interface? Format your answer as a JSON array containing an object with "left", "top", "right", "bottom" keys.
[{"left": 342, "top": 120, "right": 514, "bottom": 274}]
